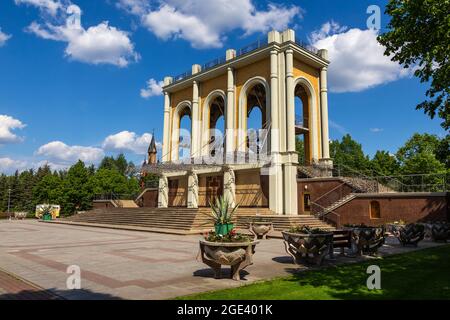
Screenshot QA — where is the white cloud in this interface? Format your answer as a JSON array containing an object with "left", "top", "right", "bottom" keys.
[
  {"left": 102, "top": 131, "right": 159, "bottom": 155},
  {"left": 118, "top": 0, "right": 301, "bottom": 48},
  {"left": 36, "top": 141, "right": 104, "bottom": 164},
  {"left": 21, "top": 2, "right": 139, "bottom": 67},
  {"left": 0, "top": 28, "right": 12, "bottom": 46},
  {"left": 0, "top": 157, "right": 28, "bottom": 174},
  {"left": 370, "top": 128, "right": 384, "bottom": 133},
  {"left": 329, "top": 119, "right": 348, "bottom": 135},
  {"left": 0, "top": 115, "right": 26, "bottom": 144},
  {"left": 312, "top": 22, "right": 408, "bottom": 92},
  {"left": 140, "top": 78, "right": 163, "bottom": 98},
  {"left": 14, "top": 0, "right": 62, "bottom": 16}
]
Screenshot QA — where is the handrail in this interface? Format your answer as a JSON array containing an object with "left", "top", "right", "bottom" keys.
[
  {"left": 314, "top": 181, "right": 349, "bottom": 204},
  {"left": 310, "top": 200, "right": 341, "bottom": 226}
]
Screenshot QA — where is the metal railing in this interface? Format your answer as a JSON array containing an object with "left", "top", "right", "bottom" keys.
[
  {"left": 237, "top": 39, "right": 265, "bottom": 57},
  {"left": 295, "top": 39, "right": 321, "bottom": 56},
  {"left": 295, "top": 115, "right": 309, "bottom": 128},
  {"left": 202, "top": 56, "right": 226, "bottom": 72}
]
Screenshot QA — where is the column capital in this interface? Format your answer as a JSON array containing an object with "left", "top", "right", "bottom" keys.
[{"left": 285, "top": 48, "right": 294, "bottom": 55}]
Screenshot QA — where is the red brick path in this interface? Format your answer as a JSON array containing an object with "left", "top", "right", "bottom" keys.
[{"left": 0, "top": 268, "right": 61, "bottom": 300}]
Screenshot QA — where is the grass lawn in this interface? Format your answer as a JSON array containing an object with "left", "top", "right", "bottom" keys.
[{"left": 178, "top": 245, "right": 450, "bottom": 300}]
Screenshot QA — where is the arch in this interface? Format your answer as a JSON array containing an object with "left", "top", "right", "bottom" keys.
[
  {"left": 370, "top": 201, "right": 381, "bottom": 219},
  {"left": 201, "top": 90, "right": 226, "bottom": 156},
  {"left": 171, "top": 100, "right": 192, "bottom": 161},
  {"left": 293, "top": 76, "right": 318, "bottom": 163},
  {"left": 238, "top": 76, "right": 271, "bottom": 152}
]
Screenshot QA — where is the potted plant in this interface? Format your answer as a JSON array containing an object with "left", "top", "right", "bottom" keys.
[
  {"left": 393, "top": 223, "right": 425, "bottom": 246},
  {"left": 344, "top": 224, "right": 385, "bottom": 255},
  {"left": 281, "top": 225, "right": 333, "bottom": 265},
  {"left": 198, "top": 229, "right": 259, "bottom": 280},
  {"left": 203, "top": 196, "right": 239, "bottom": 236},
  {"left": 38, "top": 205, "right": 53, "bottom": 221},
  {"left": 249, "top": 216, "right": 273, "bottom": 239}
]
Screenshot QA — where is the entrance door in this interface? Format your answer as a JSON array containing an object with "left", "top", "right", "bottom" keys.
[
  {"left": 206, "top": 176, "right": 223, "bottom": 204},
  {"left": 168, "top": 179, "right": 179, "bottom": 207}
]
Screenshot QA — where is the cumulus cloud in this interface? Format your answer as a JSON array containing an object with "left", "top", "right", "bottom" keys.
[
  {"left": 140, "top": 78, "right": 163, "bottom": 98},
  {"left": 36, "top": 141, "right": 104, "bottom": 164},
  {"left": 14, "top": 0, "right": 63, "bottom": 16},
  {"left": 102, "top": 131, "right": 160, "bottom": 155},
  {"left": 311, "top": 22, "right": 408, "bottom": 92},
  {"left": 19, "top": 2, "right": 139, "bottom": 67},
  {"left": 0, "top": 115, "right": 26, "bottom": 144},
  {"left": 118, "top": 0, "right": 301, "bottom": 48},
  {"left": 0, "top": 157, "right": 28, "bottom": 174},
  {"left": 0, "top": 28, "right": 12, "bottom": 46}
]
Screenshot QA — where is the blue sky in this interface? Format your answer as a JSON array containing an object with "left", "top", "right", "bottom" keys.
[{"left": 0, "top": 0, "right": 446, "bottom": 173}]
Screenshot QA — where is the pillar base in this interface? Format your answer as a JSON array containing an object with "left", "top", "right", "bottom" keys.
[{"left": 318, "top": 158, "right": 333, "bottom": 177}]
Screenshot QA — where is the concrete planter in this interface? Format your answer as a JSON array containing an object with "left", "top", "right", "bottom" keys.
[
  {"left": 14, "top": 212, "right": 28, "bottom": 220},
  {"left": 282, "top": 231, "right": 333, "bottom": 266},
  {"left": 198, "top": 240, "right": 259, "bottom": 280},
  {"left": 249, "top": 222, "right": 273, "bottom": 239},
  {"left": 393, "top": 223, "right": 425, "bottom": 246},
  {"left": 386, "top": 223, "right": 405, "bottom": 234},
  {"left": 351, "top": 226, "right": 385, "bottom": 255},
  {"left": 431, "top": 223, "right": 450, "bottom": 242}
]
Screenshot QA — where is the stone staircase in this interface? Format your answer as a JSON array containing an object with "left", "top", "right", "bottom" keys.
[
  {"left": 318, "top": 194, "right": 356, "bottom": 216},
  {"left": 58, "top": 207, "right": 334, "bottom": 234}
]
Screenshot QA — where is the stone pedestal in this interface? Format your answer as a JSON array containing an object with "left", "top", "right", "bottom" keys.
[{"left": 158, "top": 176, "right": 168, "bottom": 208}]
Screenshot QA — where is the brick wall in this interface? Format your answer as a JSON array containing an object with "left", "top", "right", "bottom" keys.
[{"left": 328, "top": 193, "right": 449, "bottom": 227}]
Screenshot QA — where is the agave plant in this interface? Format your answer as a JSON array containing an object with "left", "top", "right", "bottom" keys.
[{"left": 205, "top": 196, "right": 239, "bottom": 225}]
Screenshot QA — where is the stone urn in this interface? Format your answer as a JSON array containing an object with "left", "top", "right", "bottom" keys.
[
  {"left": 386, "top": 223, "right": 405, "bottom": 234},
  {"left": 249, "top": 221, "right": 273, "bottom": 239},
  {"left": 393, "top": 223, "right": 425, "bottom": 246},
  {"left": 431, "top": 222, "right": 450, "bottom": 242},
  {"left": 281, "top": 231, "right": 333, "bottom": 266},
  {"left": 351, "top": 226, "right": 385, "bottom": 255},
  {"left": 198, "top": 239, "right": 259, "bottom": 280},
  {"left": 14, "top": 212, "right": 28, "bottom": 220}
]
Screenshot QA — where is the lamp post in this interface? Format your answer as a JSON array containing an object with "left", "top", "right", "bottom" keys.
[{"left": 7, "top": 188, "right": 11, "bottom": 221}]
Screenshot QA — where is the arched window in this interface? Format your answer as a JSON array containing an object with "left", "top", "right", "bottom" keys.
[
  {"left": 246, "top": 83, "right": 267, "bottom": 155},
  {"left": 294, "top": 83, "right": 310, "bottom": 164},
  {"left": 179, "top": 113, "right": 191, "bottom": 160},
  {"left": 370, "top": 201, "right": 381, "bottom": 219}
]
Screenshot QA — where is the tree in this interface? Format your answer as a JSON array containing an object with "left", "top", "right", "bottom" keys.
[
  {"left": 378, "top": 0, "right": 450, "bottom": 129},
  {"left": 90, "top": 168, "right": 138, "bottom": 195},
  {"left": 435, "top": 134, "right": 450, "bottom": 169},
  {"left": 33, "top": 173, "right": 63, "bottom": 206},
  {"left": 370, "top": 150, "right": 400, "bottom": 176},
  {"left": 60, "top": 160, "right": 94, "bottom": 215},
  {"left": 295, "top": 137, "right": 305, "bottom": 165},
  {"left": 330, "top": 134, "right": 371, "bottom": 174}
]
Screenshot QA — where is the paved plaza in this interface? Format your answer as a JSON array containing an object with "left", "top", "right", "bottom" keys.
[{"left": 0, "top": 220, "right": 444, "bottom": 300}]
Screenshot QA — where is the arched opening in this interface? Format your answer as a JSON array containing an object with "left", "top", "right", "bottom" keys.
[
  {"left": 294, "top": 83, "right": 310, "bottom": 165},
  {"left": 370, "top": 201, "right": 381, "bottom": 219},
  {"left": 208, "top": 95, "right": 225, "bottom": 157},
  {"left": 246, "top": 83, "right": 268, "bottom": 155},
  {"left": 178, "top": 106, "right": 192, "bottom": 160}
]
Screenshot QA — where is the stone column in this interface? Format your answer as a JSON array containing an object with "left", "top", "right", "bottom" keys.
[
  {"left": 191, "top": 80, "right": 200, "bottom": 159},
  {"left": 187, "top": 171, "right": 198, "bottom": 208},
  {"left": 268, "top": 45, "right": 284, "bottom": 215},
  {"left": 285, "top": 49, "right": 296, "bottom": 153},
  {"left": 283, "top": 48, "right": 298, "bottom": 215},
  {"left": 162, "top": 77, "right": 172, "bottom": 162},
  {"left": 320, "top": 67, "right": 330, "bottom": 160},
  {"left": 158, "top": 175, "right": 168, "bottom": 208},
  {"left": 223, "top": 166, "right": 236, "bottom": 207},
  {"left": 226, "top": 67, "right": 235, "bottom": 160},
  {"left": 162, "top": 92, "right": 171, "bottom": 162}
]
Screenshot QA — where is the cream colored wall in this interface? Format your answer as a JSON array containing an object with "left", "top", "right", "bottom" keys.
[{"left": 235, "top": 170, "right": 268, "bottom": 207}]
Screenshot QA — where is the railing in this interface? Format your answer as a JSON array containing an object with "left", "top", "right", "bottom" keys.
[
  {"left": 295, "top": 39, "right": 321, "bottom": 56},
  {"left": 236, "top": 39, "right": 265, "bottom": 57},
  {"left": 94, "top": 193, "right": 139, "bottom": 207},
  {"left": 310, "top": 200, "right": 341, "bottom": 226},
  {"left": 307, "top": 162, "right": 449, "bottom": 193},
  {"left": 311, "top": 181, "right": 350, "bottom": 216},
  {"left": 202, "top": 56, "right": 226, "bottom": 72}
]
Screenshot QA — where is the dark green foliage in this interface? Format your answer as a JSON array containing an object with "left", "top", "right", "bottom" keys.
[
  {"left": 378, "top": 0, "right": 450, "bottom": 130},
  {"left": 0, "top": 155, "right": 143, "bottom": 216}
]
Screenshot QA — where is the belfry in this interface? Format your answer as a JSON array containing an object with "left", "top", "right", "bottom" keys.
[{"left": 154, "top": 29, "right": 332, "bottom": 215}]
